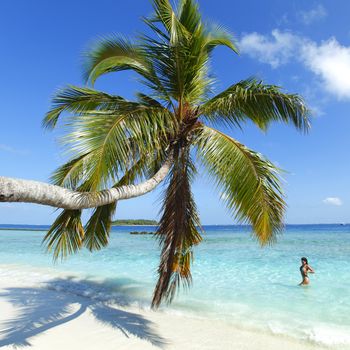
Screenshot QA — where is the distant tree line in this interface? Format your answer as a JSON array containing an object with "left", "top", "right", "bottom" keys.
[{"left": 112, "top": 219, "right": 158, "bottom": 226}]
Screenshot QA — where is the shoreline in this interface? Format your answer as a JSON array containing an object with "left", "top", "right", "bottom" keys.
[{"left": 0, "top": 265, "right": 326, "bottom": 350}]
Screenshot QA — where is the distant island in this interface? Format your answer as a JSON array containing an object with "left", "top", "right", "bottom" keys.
[{"left": 112, "top": 219, "right": 158, "bottom": 226}]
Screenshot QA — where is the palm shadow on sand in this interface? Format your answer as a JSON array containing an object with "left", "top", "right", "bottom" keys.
[{"left": 0, "top": 278, "right": 167, "bottom": 348}]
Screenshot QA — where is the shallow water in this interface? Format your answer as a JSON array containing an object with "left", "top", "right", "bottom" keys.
[{"left": 0, "top": 224, "right": 349, "bottom": 347}]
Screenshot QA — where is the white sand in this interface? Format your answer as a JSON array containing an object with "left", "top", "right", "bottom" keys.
[{"left": 0, "top": 271, "right": 325, "bottom": 350}]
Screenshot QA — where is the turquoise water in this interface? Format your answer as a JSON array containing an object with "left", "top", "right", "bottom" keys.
[{"left": 0, "top": 224, "right": 350, "bottom": 347}]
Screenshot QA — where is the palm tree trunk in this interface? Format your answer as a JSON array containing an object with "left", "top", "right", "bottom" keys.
[{"left": 0, "top": 159, "right": 171, "bottom": 209}]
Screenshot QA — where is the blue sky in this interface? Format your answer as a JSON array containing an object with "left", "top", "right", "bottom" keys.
[{"left": 1, "top": 0, "right": 350, "bottom": 225}]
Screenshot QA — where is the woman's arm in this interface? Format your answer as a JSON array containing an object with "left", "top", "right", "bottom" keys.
[{"left": 307, "top": 265, "right": 315, "bottom": 273}]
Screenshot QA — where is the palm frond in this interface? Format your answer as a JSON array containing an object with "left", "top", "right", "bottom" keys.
[
  {"left": 201, "top": 78, "right": 310, "bottom": 131},
  {"left": 82, "top": 36, "right": 153, "bottom": 85},
  {"left": 152, "top": 144, "right": 202, "bottom": 309},
  {"left": 145, "top": 1, "right": 208, "bottom": 102},
  {"left": 50, "top": 153, "right": 93, "bottom": 189},
  {"left": 43, "top": 209, "right": 84, "bottom": 260},
  {"left": 62, "top": 114, "right": 132, "bottom": 190},
  {"left": 45, "top": 83, "right": 176, "bottom": 190},
  {"left": 60, "top": 105, "right": 175, "bottom": 190},
  {"left": 178, "top": 0, "right": 201, "bottom": 33},
  {"left": 136, "top": 93, "right": 164, "bottom": 108},
  {"left": 83, "top": 152, "right": 161, "bottom": 251},
  {"left": 196, "top": 126, "right": 285, "bottom": 244},
  {"left": 143, "top": 32, "right": 208, "bottom": 104},
  {"left": 204, "top": 23, "right": 238, "bottom": 54},
  {"left": 142, "top": 17, "right": 170, "bottom": 42},
  {"left": 152, "top": 0, "right": 182, "bottom": 41},
  {"left": 43, "top": 85, "right": 133, "bottom": 129},
  {"left": 83, "top": 203, "right": 116, "bottom": 251}
]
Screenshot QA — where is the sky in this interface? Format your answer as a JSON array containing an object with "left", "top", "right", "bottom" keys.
[{"left": 1, "top": 0, "right": 350, "bottom": 225}]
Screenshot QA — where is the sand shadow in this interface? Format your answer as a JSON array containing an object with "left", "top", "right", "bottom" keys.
[{"left": 0, "top": 278, "right": 167, "bottom": 348}]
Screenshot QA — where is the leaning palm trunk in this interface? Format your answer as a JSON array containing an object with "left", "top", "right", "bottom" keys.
[{"left": 0, "top": 158, "right": 171, "bottom": 209}]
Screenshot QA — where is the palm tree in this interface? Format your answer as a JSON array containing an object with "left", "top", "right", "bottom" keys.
[{"left": 0, "top": 0, "right": 309, "bottom": 308}]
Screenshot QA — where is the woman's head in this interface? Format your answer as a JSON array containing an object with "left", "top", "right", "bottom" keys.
[{"left": 301, "top": 257, "right": 308, "bottom": 265}]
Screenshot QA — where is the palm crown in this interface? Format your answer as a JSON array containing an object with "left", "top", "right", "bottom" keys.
[{"left": 43, "top": 0, "right": 310, "bottom": 308}]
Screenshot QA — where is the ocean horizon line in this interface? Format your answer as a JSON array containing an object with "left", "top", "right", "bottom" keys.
[{"left": 0, "top": 222, "right": 348, "bottom": 231}]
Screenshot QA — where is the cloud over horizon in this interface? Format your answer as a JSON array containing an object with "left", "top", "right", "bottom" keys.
[{"left": 322, "top": 197, "right": 343, "bottom": 206}]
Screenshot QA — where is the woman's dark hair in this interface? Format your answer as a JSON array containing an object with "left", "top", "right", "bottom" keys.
[{"left": 301, "top": 257, "right": 308, "bottom": 264}]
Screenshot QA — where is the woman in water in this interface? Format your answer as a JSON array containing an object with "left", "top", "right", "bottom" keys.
[{"left": 299, "top": 257, "right": 315, "bottom": 285}]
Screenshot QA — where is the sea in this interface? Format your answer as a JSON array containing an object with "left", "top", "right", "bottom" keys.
[{"left": 0, "top": 224, "right": 349, "bottom": 348}]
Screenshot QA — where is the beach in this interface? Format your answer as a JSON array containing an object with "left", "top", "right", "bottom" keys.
[
  {"left": 0, "top": 225, "right": 349, "bottom": 349},
  {"left": 0, "top": 267, "right": 322, "bottom": 350}
]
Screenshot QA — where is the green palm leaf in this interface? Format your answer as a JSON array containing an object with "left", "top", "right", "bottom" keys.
[
  {"left": 52, "top": 92, "right": 176, "bottom": 190},
  {"left": 201, "top": 78, "right": 310, "bottom": 131},
  {"left": 196, "top": 126, "right": 285, "bottom": 244},
  {"left": 43, "top": 85, "right": 132, "bottom": 129},
  {"left": 178, "top": 0, "right": 201, "bottom": 33},
  {"left": 50, "top": 153, "right": 95, "bottom": 190},
  {"left": 83, "top": 204, "right": 116, "bottom": 251},
  {"left": 43, "top": 209, "right": 84, "bottom": 260},
  {"left": 203, "top": 23, "right": 238, "bottom": 54},
  {"left": 83, "top": 36, "right": 152, "bottom": 85},
  {"left": 152, "top": 0, "right": 187, "bottom": 43}
]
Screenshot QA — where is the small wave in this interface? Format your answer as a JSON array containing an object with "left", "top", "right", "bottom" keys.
[
  {"left": 269, "top": 320, "right": 350, "bottom": 348},
  {"left": 308, "top": 325, "right": 350, "bottom": 347}
]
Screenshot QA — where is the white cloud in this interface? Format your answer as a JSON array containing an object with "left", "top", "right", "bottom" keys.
[
  {"left": 239, "top": 30, "right": 350, "bottom": 99},
  {"left": 239, "top": 30, "right": 300, "bottom": 68},
  {"left": 302, "top": 38, "right": 350, "bottom": 99},
  {"left": 300, "top": 5, "right": 327, "bottom": 25},
  {"left": 322, "top": 197, "right": 343, "bottom": 206}
]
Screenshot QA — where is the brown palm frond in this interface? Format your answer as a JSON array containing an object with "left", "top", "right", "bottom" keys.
[{"left": 152, "top": 143, "right": 202, "bottom": 308}]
